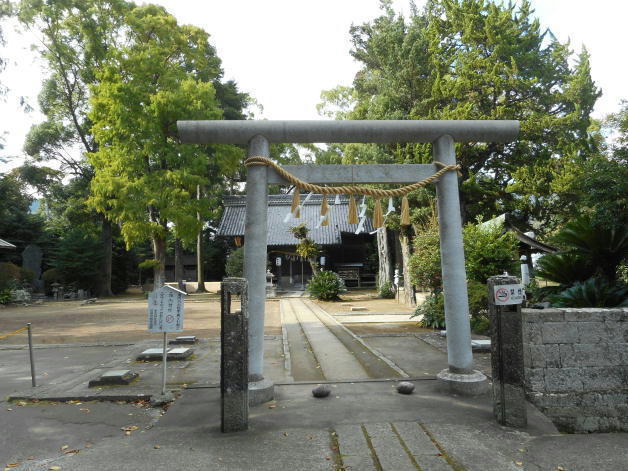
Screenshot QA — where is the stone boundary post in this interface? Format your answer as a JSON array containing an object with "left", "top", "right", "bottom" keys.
[
  {"left": 221, "top": 277, "right": 249, "bottom": 433},
  {"left": 488, "top": 275, "right": 527, "bottom": 428}
]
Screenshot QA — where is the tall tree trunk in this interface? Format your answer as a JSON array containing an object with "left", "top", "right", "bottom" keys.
[
  {"left": 376, "top": 226, "right": 392, "bottom": 290},
  {"left": 308, "top": 258, "right": 319, "bottom": 275},
  {"left": 399, "top": 228, "right": 416, "bottom": 307},
  {"left": 98, "top": 217, "right": 114, "bottom": 297},
  {"left": 195, "top": 185, "right": 207, "bottom": 292},
  {"left": 174, "top": 237, "right": 184, "bottom": 290},
  {"left": 152, "top": 233, "right": 167, "bottom": 290}
]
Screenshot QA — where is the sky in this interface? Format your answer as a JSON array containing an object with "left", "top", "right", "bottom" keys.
[{"left": 1, "top": 0, "right": 626, "bottom": 171}]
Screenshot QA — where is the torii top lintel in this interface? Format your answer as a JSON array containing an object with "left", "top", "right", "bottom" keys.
[{"left": 177, "top": 120, "right": 519, "bottom": 145}]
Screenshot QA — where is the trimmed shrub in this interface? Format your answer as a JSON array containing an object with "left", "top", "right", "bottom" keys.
[
  {"left": 378, "top": 281, "right": 395, "bottom": 299},
  {"left": 306, "top": 270, "right": 346, "bottom": 301},
  {"left": 413, "top": 291, "right": 445, "bottom": 329},
  {"left": 225, "top": 247, "right": 245, "bottom": 278}
]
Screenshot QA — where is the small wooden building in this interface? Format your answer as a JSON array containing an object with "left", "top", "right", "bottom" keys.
[{"left": 217, "top": 194, "right": 377, "bottom": 289}]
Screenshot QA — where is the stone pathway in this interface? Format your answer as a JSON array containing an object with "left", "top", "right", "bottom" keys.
[
  {"left": 334, "top": 421, "right": 464, "bottom": 471},
  {"left": 281, "top": 298, "right": 370, "bottom": 380}
]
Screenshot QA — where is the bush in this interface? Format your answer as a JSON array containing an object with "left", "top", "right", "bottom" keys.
[
  {"left": 306, "top": 270, "right": 346, "bottom": 301},
  {"left": 550, "top": 278, "right": 628, "bottom": 308},
  {"left": 467, "top": 280, "right": 488, "bottom": 318},
  {"left": 378, "top": 281, "right": 395, "bottom": 299},
  {"left": 413, "top": 292, "right": 445, "bottom": 329},
  {"left": 413, "top": 281, "right": 489, "bottom": 332},
  {"left": 408, "top": 226, "right": 441, "bottom": 292},
  {"left": 463, "top": 223, "right": 518, "bottom": 284},
  {"left": 470, "top": 315, "right": 490, "bottom": 335},
  {"left": 0, "top": 262, "right": 23, "bottom": 289},
  {"left": 0, "top": 289, "right": 12, "bottom": 304},
  {"left": 225, "top": 247, "right": 245, "bottom": 278},
  {"left": 409, "top": 220, "right": 518, "bottom": 291}
]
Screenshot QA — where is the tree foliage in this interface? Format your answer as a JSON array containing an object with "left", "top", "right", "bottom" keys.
[{"left": 320, "top": 0, "right": 601, "bottom": 231}]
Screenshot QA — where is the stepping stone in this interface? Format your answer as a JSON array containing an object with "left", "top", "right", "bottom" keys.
[
  {"left": 136, "top": 348, "right": 170, "bottom": 361},
  {"left": 167, "top": 347, "right": 194, "bottom": 360},
  {"left": 438, "top": 330, "right": 447, "bottom": 336},
  {"left": 88, "top": 369, "right": 138, "bottom": 387},
  {"left": 471, "top": 339, "right": 491, "bottom": 352},
  {"left": 169, "top": 336, "right": 197, "bottom": 345},
  {"left": 350, "top": 306, "right": 368, "bottom": 311},
  {"left": 341, "top": 303, "right": 353, "bottom": 306}
]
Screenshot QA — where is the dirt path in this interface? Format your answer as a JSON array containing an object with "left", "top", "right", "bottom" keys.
[{"left": 0, "top": 297, "right": 281, "bottom": 344}]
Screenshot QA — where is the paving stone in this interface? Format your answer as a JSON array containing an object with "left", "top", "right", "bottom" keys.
[
  {"left": 169, "top": 336, "right": 197, "bottom": 344},
  {"left": 167, "top": 347, "right": 193, "bottom": 360},
  {"left": 392, "top": 422, "right": 440, "bottom": 456},
  {"left": 335, "top": 425, "right": 376, "bottom": 471},
  {"left": 471, "top": 339, "right": 491, "bottom": 352},
  {"left": 88, "top": 369, "right": 139, "bottom": 387},
  {"left": 136, "top": 348, "right": 170, "bottom": 361},
  {"left": 364, "top": 423, "right": 416, "bottom": 471}
]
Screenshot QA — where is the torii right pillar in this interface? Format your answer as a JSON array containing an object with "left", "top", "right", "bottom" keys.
[{"left": 434, "top": 135, "right": 488, "bottom": 394}]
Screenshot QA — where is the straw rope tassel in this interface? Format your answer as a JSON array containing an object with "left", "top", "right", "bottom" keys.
[
  {"left": 373, "top": 199, "right": 384, "bottom": 228},
  {"left": 348, "top": 195, "right": 358, "bottom": 224},
  {"left": 320, "top": 196, "right": 329, "bottom": 226},
  {"left": 401, "top": 196, "right": 411, "bottom": 225},
  {"left": 291, "top": 190, "right": 301, "bottom": 218}
]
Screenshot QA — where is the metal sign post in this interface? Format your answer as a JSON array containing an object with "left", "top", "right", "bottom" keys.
[{"left": 147, "top": 285, "right": 186, "bottom": 400}]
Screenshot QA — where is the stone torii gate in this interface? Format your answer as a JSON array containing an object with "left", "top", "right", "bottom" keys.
[{"left": 178, "top": 120, "right": 519, "bottom": 402}]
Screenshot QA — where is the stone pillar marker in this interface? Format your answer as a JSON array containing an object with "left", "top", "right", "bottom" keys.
[
  {"left": 243, "top": 135, "right": 274, "bottom": 405},
  {"left": 221, "top": 277, "right": 249, "bottom": 433},
  {"left": 488, "top": 274, "right": 527, "bottom": 428}
]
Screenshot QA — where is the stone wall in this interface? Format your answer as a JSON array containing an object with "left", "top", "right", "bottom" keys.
[{"left": 522, "top": 308, "right": 627, "bottom": 433}]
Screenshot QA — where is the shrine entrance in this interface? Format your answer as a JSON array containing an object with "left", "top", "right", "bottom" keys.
[{"left": 178, "top": 119, "right": 519, "bottom": 402}]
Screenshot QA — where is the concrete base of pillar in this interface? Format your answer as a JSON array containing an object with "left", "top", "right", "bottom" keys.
[
  {"left": 248, "top": 377, "right": 274, "bottom": 406},
  {"left": 437, "top": 368, "right": 488, "bottom": 396}
]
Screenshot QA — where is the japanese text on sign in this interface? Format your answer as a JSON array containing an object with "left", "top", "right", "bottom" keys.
[
  {"left": 493, "top": 284, "right": 525, "bottom": 305},
  {"left": 147, "top": 286, "right": 185, "bottom": 332}
]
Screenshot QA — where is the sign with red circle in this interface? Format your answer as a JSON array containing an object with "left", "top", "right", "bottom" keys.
[{"left": 493, "top": 284, "right": 524, "bottom": 305}]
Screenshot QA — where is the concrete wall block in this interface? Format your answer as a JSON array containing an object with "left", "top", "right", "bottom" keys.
[
  {"left": 602, "top": 308, "right": 627, "bottom": 322},
  {"left": 523, "top": 322, "right": 542, "bottom": 344},
  {"left": 575, "top": 416, "right": 601, "bottom": 433},
  {"left": 523, "top": 308, "right": 565, "bottom": 323},
  {"left": 544, "top": 344, "right": 561, "bottom": 368},
  {"left": 527, "top": 345, "right": 546, "bottom": 368},
  {"left": 605, "top": 321, "right": 628, "bottom": 343},
  {"left": 544, "top": 367, "right": 583, "bottom": 392},
  {"left": 542, "top": 322, "right": 578, "bottom": 344},
  {"left": 603, "top": 344, "right": 627, "bottom": 366},
  {"left": 563, "top": 309, "right": 599, "bottom": 322},
  {"left": 573, "top": 344, "right": 614, "bottom": 367},
  {"left": 576, "top": 321, "right": 611, "bottom": 344},
  {"left": 524, "top": 367, "right": 545, "bottom": 392},
  {"left": 543, "top": 406, "right": 582, "bottom": 418},
  {"left": 559, "top": 344, "right": 576, "bottom": 367},
  {"left": 581, "top": 366, "right": 626, "bottom": 390}
]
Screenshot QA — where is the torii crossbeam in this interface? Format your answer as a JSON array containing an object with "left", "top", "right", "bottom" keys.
[{"left": 178, "top": 119, "right": 520, "bottom": 402}]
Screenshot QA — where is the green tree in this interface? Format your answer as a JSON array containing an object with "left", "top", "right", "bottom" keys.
[
  {"left": 87, "top": 4, "right": 240, "bottom": 289},
  {"left": 18, "top": 0, "right": 137, "bottom": 296},
  {"left": 321, "top": 0, "right": 601, "bottom": 232}
]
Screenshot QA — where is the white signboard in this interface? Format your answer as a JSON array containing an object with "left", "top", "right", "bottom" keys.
[
  {"left": 493, "top": 284, "right": 525, "bottom": 305},
  {"left": 148, "top": 285, "right": 185, "bottom": 332}
]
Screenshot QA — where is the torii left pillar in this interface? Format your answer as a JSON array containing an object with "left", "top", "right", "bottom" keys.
[{"left": 243, "top": 135, "right": 274, "bottom": 405}]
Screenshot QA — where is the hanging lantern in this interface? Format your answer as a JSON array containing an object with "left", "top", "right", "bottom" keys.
[{"left": 234, "top": 236, "right": 242, "bottom": 247}]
